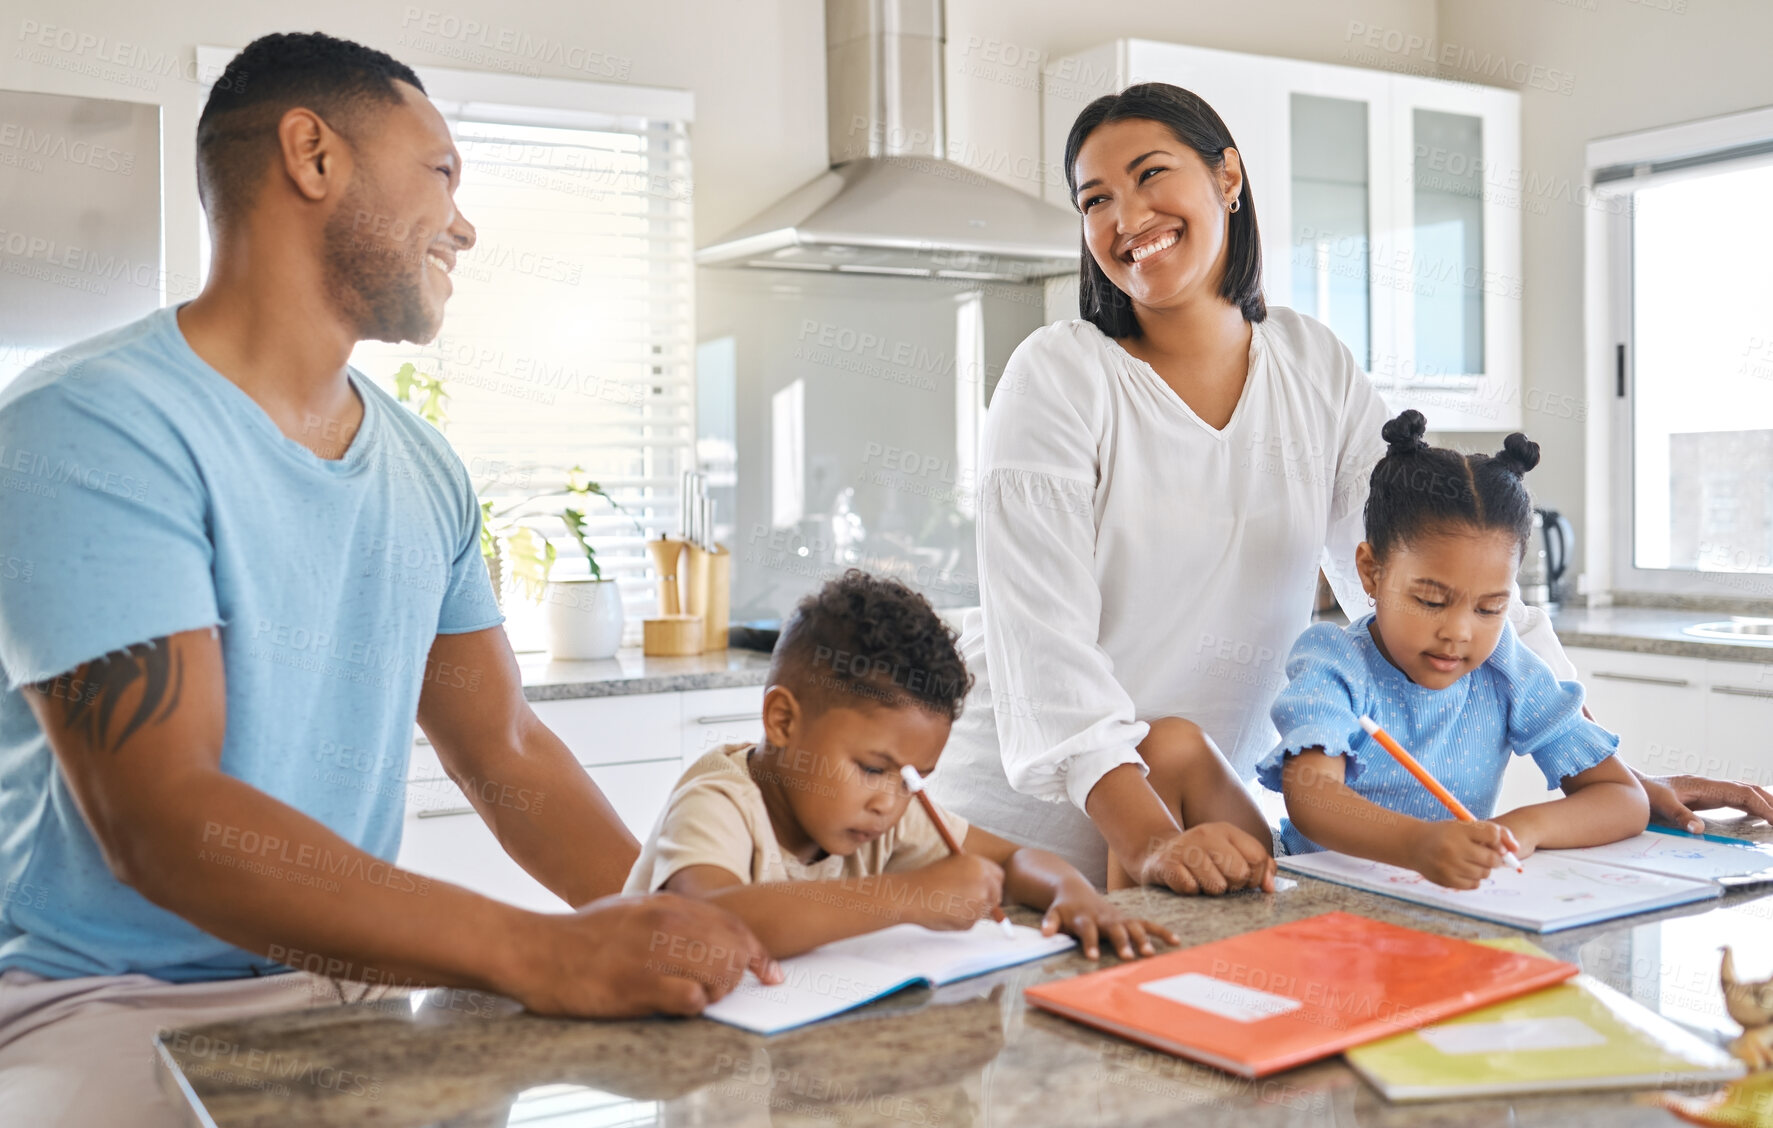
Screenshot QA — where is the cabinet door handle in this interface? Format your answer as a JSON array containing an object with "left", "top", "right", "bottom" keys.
[
  {"left": 1711, "top": 685, "right": 1773, "bottom": 700},
  {"left": 692, "top": 713, "right": 761, "bottom": 725},
  {"left": 1590, "top": 671, "right": 1691, "bottom": 687},
  {"left": 413, "top": 735, "right": 432, "bottom": 747},
  {"left": 416, "top": 805, "right": 476, "bottom": 819}
]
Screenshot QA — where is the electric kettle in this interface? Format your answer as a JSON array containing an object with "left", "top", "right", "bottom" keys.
[{"left": 1520, "top": 508, "right": 1573, "bottom": 610}]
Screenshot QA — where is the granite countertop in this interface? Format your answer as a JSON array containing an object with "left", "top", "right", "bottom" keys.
[
  {"left": 516, "top": 646, "right": 772, "bottom": 702},
  {"left": 158, "top": 818, "right": 1772, "bottom": 1128},
  {"left": 1552, "top": 606, "right": 1773, "bottom": 664}
]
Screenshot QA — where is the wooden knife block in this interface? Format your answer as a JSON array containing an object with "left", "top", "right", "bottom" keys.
[{"left": 644, "top": 537, "right": 729, "bottom": 655}]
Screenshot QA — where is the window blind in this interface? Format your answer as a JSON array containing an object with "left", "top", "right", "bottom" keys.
[{"left": 351, "top": 108, "right": 694, "bottom": 643}]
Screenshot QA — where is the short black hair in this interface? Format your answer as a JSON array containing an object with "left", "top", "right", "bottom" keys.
[
  {"left": 769, "top": 570, "right": 973, "bottom": 723},
  {"left": 1063, "top": 82, "right": 1266, "bottom": 336},
  {"left": 1364, "top": 409, "right": 1542, "bottom": 560},
  {"left": 196, "top": 32, "right": 424, "bottom": 226}
]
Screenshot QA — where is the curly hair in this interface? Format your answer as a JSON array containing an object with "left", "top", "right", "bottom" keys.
[
  {"left": 1364, "top": 409, "right": 1542, "bottom": 561},
  {"left": 768, "top": 569, "right": 974, "bottom": 722},
  {"left": 197, "top": 32, "right": 424, "bottom": 227}
]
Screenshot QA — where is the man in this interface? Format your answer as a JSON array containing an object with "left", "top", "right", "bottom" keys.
[{"left": 0, "top": 32, "right": 775, "bottom": 1124}]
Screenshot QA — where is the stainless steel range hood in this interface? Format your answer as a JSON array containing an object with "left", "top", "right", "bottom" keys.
[{"left": 695, "top": 0, "right": 1082, "bottom": 283}]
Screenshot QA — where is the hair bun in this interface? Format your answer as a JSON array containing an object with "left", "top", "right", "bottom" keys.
[
  {"left": 1496, "top": 432, "right": 1541, "bottom": 476},
  {"left": 1380, "top": 410, "right": 1429, "bottom": 457}
]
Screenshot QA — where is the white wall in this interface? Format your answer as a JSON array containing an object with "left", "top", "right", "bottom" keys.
[
  {"left": 1433, "top": 0, "right": 1773, "bottom": 584},
  {"left": 1, "top": 0, "right": 831, "bottom": 303}
]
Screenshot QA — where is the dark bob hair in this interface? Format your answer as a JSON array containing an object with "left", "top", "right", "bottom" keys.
[{"left": 1062, "top": 82, "right": 1266, "bottom": 336}]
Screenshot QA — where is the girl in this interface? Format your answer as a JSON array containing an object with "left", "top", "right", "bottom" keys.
[{"left": 1257, "top": 410, "right": 1649, "bottom": 889}]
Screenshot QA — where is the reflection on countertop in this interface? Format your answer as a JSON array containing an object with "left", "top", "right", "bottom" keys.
[
  {"left": 157, "top": 819, "right": 1771, "bottom": 1128},
  {"left": 1552, "top": 605, "right": 1773, "bottom": 663},
  {"left": 516, "top": 646, "right": 772, "bottom": 701}
]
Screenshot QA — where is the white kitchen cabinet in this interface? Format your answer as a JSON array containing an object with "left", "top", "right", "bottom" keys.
[
  {"left": 1562, "top": 647, "right": 1708, "bottom": 776},
  {"left": 1042, "top": 39, "right": 1521, "bottom": 430},
  {"left": 1701, "top": 660, "right": 1773, "bottom": 788},
  {"left": 395, "top": 687, "right": 752, "bottom": 909},
  {"left": 678, "top": 685, "right": 766, "bottom": 766}
]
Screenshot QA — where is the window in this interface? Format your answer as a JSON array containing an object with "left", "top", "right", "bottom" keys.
[
  {"left": 1593, "top": 107, "right": 1773, "bottom": 595},
  {"left": 195, "top": 51, "right": 695, "bottom": 649}
]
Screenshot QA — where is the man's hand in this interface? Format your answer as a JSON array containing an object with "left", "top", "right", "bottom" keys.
[
  {"left": 1408, "top": 820, "right": 1519, "bottom": 890},
  {"left": 1637, "top": 772, "right": 1773, "bottom": 833},
  {"left": 503, "top": 892, "right": 780, "bottom": 1018},
  {"left": 905, "top": 854, "right": 1005, "bottom": 930},
  {"left": 1132, "top": 823, "right": 1275, "bottom": 896}
]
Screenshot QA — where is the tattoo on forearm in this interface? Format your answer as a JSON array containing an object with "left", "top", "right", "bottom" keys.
[{"left": 29, "top": 637, "right": 184, "bottom": 753}]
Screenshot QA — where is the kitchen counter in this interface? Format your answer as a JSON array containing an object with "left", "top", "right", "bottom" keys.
[
  {"left": 157, "top": 818, "right": 1772, "bottom": 1127},
  {"left": 516, "top": 646, "right": 772, "bottom": 702},
  {"left": 1552, "top": 605, "right": 1773, "bottom": 664}
]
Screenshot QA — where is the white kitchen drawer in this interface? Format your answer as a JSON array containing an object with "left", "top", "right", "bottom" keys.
[
  {"left": 1702, "top": 660, "right": 1773, "bottom": 787},
  {"left": 679, "top": 685, "right": 765, "bottom": 765},
  {"left": 1563, "top": 647, "right": 1707, "bottom": 775},
  {"left": 531, "top": 695, "right": 682, "bottom": 766},
  {"left": 407, "top": 692, "right": 681, "bottom": 780},
  {"left": 396, "top": 758, "right": 685, "bottom": 911}
]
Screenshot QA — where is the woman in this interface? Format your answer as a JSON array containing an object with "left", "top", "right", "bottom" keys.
[{"left": 927, "top": 83, "right": 1771, "bottom": 894}]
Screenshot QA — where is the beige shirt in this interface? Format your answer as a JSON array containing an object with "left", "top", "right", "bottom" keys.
[{"left": 623, "top": 743, "right": 971, "bottom": 893}]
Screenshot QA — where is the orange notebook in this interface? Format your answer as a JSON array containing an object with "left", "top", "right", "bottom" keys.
[{"left": 1024, "top": 912, "right": 1577, "bottom": 1078}]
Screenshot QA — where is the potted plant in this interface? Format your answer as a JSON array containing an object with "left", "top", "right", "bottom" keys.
[{"left": 503, "top": 467, "right": 644, "bottom": 661}]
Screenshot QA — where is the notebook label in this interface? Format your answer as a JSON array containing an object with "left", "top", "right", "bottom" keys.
[
  {"left": 1138, "top": 972, "right": 1303, "bottom": 1023},
  {"left": 1417, "top": 1016, "right": 1606, "bottom": 1054}
]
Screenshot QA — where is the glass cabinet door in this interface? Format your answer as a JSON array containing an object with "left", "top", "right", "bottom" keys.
[
  {"left": 1411, "top": 109, "right": 1485, "bottom": 379},
  {"left": 1289, "top": 93, "right": 1371, "bottom": 369}
]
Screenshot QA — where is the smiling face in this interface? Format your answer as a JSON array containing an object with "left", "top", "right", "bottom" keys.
[
  {"left": 751, "top": 686, "right": 953, "bottom": 863},
  {"left": 319, "top": 81, "right": 475, "bottom": 344},
  {"left": 1071, "top": 116, "right": 1243, "bottom": 322},
  {"left": 1358, "top": 526, "right": 1522, "bottom": 690}
]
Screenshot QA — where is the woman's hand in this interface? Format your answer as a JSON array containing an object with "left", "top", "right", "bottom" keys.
[
  {"left": 1636, "top": 772, "right": 1773, "bottom": 832},
  {"left": 1039, "top": 878, "right": 1181, "bottom": 960},
  {"left": 1131, "top": 823, "right": 1276, "bottom": 896}
]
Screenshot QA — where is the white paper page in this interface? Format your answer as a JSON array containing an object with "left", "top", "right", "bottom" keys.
[
  {"left": 1545, "top": 832, "right": 1773, "bottom": 882},
  {"left": 1139, "top": 972, "right": 1304, "bottom": 1023},
  {"left": 1278, "top": 851, "right": 1718, "bottom": 931},
  {"left": 818, "top": 920, "right": 1075, "bottom": 985},
  {"left": 701, "top": 953, "right": 923, "bottom": 1035}
]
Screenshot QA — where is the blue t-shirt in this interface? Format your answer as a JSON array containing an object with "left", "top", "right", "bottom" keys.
[
  {"left": 1256, "top": 615, "right": 1619, "bottom": 857},
  {"left": 0, "top": 306, "right": 503, "bottom": 981}
]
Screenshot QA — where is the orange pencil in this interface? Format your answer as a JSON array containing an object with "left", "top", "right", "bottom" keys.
[
  {"left": 1356, "top": 715, "right": 1524, "bottom": 873},
  {"left": 900, "top": 765, "right": 1015, "bottom": 936}
]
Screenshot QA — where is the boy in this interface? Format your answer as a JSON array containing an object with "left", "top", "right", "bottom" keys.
[{"left": 626, "top": 570, "right": 1178, "bottom": 961}]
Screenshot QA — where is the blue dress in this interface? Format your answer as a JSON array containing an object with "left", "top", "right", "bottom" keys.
[{"left": 1255, "top": 615, "right": 1620, "bottom": 857}]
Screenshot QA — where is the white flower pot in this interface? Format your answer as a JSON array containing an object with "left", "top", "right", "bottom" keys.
[{"left": 544, "top": 577, "right": 624, "bottom": 660}]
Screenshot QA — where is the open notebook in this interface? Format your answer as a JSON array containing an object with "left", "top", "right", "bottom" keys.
[
  {"left": 1275, "top": 829, "right": 1773, "bottom": 931},
  {"left": 703, "top": 921, "right": 1075, "bottom": 1035},
  {"left": 1347, "top": 936, "right": 1745, "bottom": 1100}
]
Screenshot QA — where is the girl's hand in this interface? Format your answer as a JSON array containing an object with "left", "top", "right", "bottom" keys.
[
  {"left": 1409, "top": 820, "right": 1520, "bottom": 889},
  {"left": 1040, "top": 880, "right": 1181, "bottom": 960}
]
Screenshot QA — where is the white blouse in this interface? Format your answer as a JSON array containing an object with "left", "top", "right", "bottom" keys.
[{"left": 926, "top": 308, "right": 1572, "bottom": 880}]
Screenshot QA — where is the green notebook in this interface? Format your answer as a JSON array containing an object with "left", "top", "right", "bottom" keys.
[{"left": 1346, "top": 937, "right": 1745, "bottom": 1101}]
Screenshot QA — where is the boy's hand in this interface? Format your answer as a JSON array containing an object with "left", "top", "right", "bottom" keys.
[
  {"left": 1409, "top": 820, "right": 1521, "bottom": 889},
  {"left": 1041, "top": 878, "right": 1181, "bottom": 960},
  {"left": 1134, "top": 823, "right": 1276, "bottom": 895},
  {"left": 908, "top": 854, "right": 1005, "bottom": 930}
]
